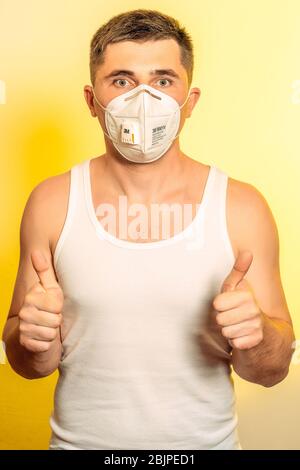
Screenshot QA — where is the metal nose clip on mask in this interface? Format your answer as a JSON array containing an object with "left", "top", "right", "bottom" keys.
[{"left": 92, "top": 83, "right": 191, "bottom": 163}]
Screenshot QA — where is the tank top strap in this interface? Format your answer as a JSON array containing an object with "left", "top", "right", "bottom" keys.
[
  {"left": 203, "top": 165, "right": 235, "bottom": 262},
  {"left": 74, "top": 158, "right": 92, "bottom": 220},
  {"left": 53, "top": 158, "right": 90, "bottom": 268}
]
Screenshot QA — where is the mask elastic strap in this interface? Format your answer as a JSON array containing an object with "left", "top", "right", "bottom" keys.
[
  {"left": 170, "top": 87, "right": 192, "bottom": 141},
  {"left": 92, "top": 88, "right": 107, "bottom": 111},
  {"left": 179, "top": 87, "right": 192, "bottom": 109},
  {"left": 171, "top": 87, "right": 192, "bottom": 140},
  {"left": 91, "top": 89, "right": 119, "bottom": 141}
]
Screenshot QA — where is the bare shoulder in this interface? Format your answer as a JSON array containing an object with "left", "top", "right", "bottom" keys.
[
  {"left": 227, "top": 176, "right": 275, "bottom": 220},
  {"left": 4, "top": 170, "right": 71, "bottom": 323},
  {"left": 226, "top": 176, "right": 278, "bottom": 256},
  {"left": 23, "top": 170, "right": 71, "bottom": 259},
  {"left": 28, "top": 171, "right": 70, "bottom": 203}
]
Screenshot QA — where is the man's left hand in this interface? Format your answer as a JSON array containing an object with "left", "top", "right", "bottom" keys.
[{"left": 213, "top": 251, "right": 265, "bottom": 350}]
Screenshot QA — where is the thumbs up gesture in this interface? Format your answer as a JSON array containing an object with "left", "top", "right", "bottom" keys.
[
  {"left": 213, "top": 250, "right": 265, "bottom": 350},
  {"left": 18, "top": 250, "right": 64, "bottom": 353}
]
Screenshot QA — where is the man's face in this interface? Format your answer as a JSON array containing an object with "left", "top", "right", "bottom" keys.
[{"left": 84, "top": 38, "right": 200, "bottom": 142}]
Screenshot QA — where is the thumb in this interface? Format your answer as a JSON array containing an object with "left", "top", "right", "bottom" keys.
[
  {"left": 221, "top": 250, "right": 253, "bottom": 293},
  {"left": 31, "top": 249, "right": 59, "bottom": 291}
]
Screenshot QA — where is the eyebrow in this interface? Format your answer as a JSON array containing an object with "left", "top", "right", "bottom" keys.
[{"left": 103, "top": 69, "right": 180, "bottom": 80}]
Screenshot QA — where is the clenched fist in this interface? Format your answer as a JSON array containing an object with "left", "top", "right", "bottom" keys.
[{"left": 18, "top": 250, "right": 64, "bottom": 353}]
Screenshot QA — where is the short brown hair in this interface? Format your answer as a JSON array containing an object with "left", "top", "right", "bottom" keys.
[{"left": 89, "top": 9, "right": 194, "bottom": 86}]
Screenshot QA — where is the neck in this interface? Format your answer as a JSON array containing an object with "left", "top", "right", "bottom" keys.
[{"left": 97, "top": 138, "right": 190, "bottom": 202}]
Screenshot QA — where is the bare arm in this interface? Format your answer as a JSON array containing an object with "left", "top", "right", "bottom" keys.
[
  {"left": 231, "top": 314, "right": 294, "bottom": 387},
  {"left": 216, "top": 181, "right": 295, "bottom": 387},
  {"left": 2, "top": 180, "right": 64, "bottom": 379}
]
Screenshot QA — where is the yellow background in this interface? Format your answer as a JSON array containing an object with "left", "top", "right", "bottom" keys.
[{"left": 1, "top": 0, "right": 300, "bottom": 449}]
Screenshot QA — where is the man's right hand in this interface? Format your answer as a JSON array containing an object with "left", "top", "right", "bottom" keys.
[{"left": 18, "top": 250, "right": 64, "bottom": 353}]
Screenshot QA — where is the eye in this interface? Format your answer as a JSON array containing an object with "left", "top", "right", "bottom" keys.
[
  {"left": 113, "top": 78, "right": 130, "bottom": 87},
  {"left": 157, "top": 78, "right": 173, "bottom": 87}
]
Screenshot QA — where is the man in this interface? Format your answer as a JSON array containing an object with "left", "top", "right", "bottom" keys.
[{"left": 2, "top": 9, "right": 295, "bottom": 450}]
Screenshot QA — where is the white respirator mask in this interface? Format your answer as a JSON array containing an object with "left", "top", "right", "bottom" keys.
[{"left": 92, "top": 83, "right": 191, "bottom": 163}]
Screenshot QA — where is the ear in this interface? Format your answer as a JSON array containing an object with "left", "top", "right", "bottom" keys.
[
  {"left": 185, "top": 87, "right": 201, "bottom": 118},
  {"left": 83, "top": 85, "right": 98, "bottom": 118}
]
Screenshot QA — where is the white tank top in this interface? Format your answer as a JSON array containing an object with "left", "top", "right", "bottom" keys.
[{"left": 48, "top": 157, "right": 241, "bottom": 450}]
